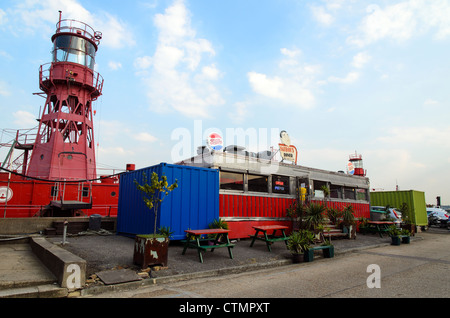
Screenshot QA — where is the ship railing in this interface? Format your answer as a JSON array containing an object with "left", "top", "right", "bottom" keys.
[
  {"left": 56, "top": 19, "right": 102, "bottom": 46},
  {"left": 39, "top": 63, "right": 104, "bottom": 94}
]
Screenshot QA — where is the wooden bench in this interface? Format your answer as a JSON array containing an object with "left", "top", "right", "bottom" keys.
[
  {"left": 182, "top": 229, "right": 235, "bottom": 263},
  {"left": 249, "top": 225, "right": 289, "bottom": 252},
  {"left": 304, "top": 245, "right": 334, "bottom": 262}
]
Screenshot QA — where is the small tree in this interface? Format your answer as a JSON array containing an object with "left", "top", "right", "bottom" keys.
[
  {"left": 134, "top": 172, "right": 178, "bottom": 236},
  {"left": 320, "top": 185, "right": 330, "bottom": 206}
]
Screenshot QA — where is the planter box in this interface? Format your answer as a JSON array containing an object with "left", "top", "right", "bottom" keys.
[
  {"left": 401, "top": 236, "right": 410, "bottom": 244},
  {"left": 323, "top": 246, "right": 334, "bottom": 258},
  {"left": 292, "top": 253, "right": 305, "bottom": 263},
  {"left": 133, "top": 235, "right": 169, "bottom": 269},
  {"left": 391, "top": 236, "right": 401, "bottom": 246}
]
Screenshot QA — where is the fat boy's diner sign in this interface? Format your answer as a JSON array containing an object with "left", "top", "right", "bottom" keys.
[{"left": 279, "top": 130, "right": 298, "bottom": 164}]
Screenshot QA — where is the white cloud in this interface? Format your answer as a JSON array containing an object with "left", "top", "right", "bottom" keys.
[
  {"left": 198, "top": 64, "right": 220, "bottom": 81},
  {"left": 310, "top": 5, "right": 334, "bottom": 26},
  {"left": 9, "top": 0, "right": 134, "bottom": 48},
  {"left": 135, "top": 132, "right": 158, "bottom": 143},
  {"left": 246, "top": 47, "right": 320, "bottom": 110},
  {"left": 96, "top": 13, "right": 135, "bottom": 49},
  {"left": 0, "top": 8, "right": 7, "bottom": 25},
  {"left": 13, "top": 110, "right": 37, "bottom": 128},
  {"left": 348, "top": 1, "right": 450, "bottom": 47},
  {"left": 423, "top": 99, "right": 439, "bottom": 107},
  {"left": 351, "top": 52, "right": 371, "bottom": 68},
  {"left": 135, "top": 0, "right": 224, "bottom": 118},
  {"left": 378, "top": 126, "right": 450, "bottom": 148},
  {"left": 0, "top": 80, "right": 11, "bottom": 96},
  {"left": 108, "top": 61, "right": 122, "bottom": 71},
  {"left": 248, "top": 72, "right": 315, "bottom": 109},
  {"left": 229, "top": 101, "right": 249, "bottom": 124},
  {"left": 328, "top": 71, "right": 359, "bottom": 84},
  {"left": 281, "top": 48, "right": 301, "bottom": 58}
]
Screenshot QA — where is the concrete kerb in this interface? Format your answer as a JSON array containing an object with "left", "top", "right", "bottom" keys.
[
  {"left": 80, "top": 258, "right": 293, "bottom": 297},
  {"left": 30, "top": 237, "right": 86, "bottom": 290}
]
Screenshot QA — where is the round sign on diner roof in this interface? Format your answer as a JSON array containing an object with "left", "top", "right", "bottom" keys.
[
  {"left": 206, "top": 133, "right": 223, "bottom": 151},
  {"left": 347, "top": 162, "right": 355, "bottom": 175}
]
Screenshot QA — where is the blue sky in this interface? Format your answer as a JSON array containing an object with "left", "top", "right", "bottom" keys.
[{"left": 1, "top": 0, "right": 450, "bottom": 205}]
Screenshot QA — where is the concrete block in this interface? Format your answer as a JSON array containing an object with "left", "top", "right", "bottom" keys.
[{"left": 30, "top": 237, "right": 86, "bottom": 289}]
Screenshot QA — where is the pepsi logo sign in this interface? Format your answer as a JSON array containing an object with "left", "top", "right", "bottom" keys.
[
  {"left": 207, "top": 133, "right": 223, "bottom": 151},
  {"left": 347, "top": 162, "right": 355, "bottom": 175}
]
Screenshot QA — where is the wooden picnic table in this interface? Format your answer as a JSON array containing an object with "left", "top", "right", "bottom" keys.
[
  {"left": 249, "top": 225, "right": 289, "bottom": 252},
  {"left": 182, "top": 229, "right": 235, "bottom": 263},
  {"left": 362, "top": 221, "right": 394, "bottom": 238}
]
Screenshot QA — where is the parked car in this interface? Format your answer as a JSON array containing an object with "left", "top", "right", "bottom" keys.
[
  {"left": 426, "top": 208, "right": 449, "bottom": 228},
  {"left": 371, "top": 206, "right": 403, "bottom": 226}
]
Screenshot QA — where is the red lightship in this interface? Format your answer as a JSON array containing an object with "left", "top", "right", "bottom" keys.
[{"left": 0, "top": 13, "right": 128, "bottom": 218}]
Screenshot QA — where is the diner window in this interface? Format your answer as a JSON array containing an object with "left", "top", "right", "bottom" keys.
[
  {"left": 248, "top": 174, "right": 268, "bottom": 193},
  {"left": 313, "top": 180, "right": 327, "bottom": 198},
  {"left": 272, "top": 175, "right": 290, "bottom": 194},
  {"left": 356, "top": 188, "right": 367, "bottom": 201},
  {"left": 220, "top": 171, "right": 244, "bottom": 191},
  {"left": 344, "top": 187, "right": 356, "bottom": 200},
  {"left": 330, "top": 184, "right": 342, "bottom": 199}
]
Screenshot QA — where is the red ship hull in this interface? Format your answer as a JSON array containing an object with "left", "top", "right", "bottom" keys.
[{"left": 0, "top": 172, "right": 118, "bottom": 218}]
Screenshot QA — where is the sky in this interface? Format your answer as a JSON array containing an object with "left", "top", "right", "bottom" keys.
[{"left": 1, "top": 0, "right": 450, "bottom": 205}]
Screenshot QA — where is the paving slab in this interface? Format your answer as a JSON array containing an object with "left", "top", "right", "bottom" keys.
[
  {"left": 0, "top": 243, "right": 56, "bottom": 290},
  {"left": 96, "top": 268, "right": 142, "bottom": 285}
]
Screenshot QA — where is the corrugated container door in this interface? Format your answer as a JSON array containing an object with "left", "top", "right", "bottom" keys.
[
  {"left": 370, "top": 190, "right": 427, "bottom": 226},
  {"left": 159, "top": 164, "right": 220, "bottom": 240},
  {"left": 117, "top": 163, "right": 219, "bottom": 240},
  {"left": 117, "top": 164, "right": 162, "bottom": 236}
]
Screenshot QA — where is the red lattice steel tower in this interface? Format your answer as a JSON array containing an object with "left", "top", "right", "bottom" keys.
[{"left": 27, "top": 13, "right": 103, "bottom": 181}]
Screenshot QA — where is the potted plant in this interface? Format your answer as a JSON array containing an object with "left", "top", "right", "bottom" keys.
[
  {"left": 207, "top": 218, "right": 229, "bottom": 244},
  {"left": 286, "top": 202, "right": 307, "bottom": 231},
  {"left": 341, "top": 205, "right": 356, "bottom": 239},
  {"left": 387, "top": 225, "right": 402, "bottom": 245},
  {"left": 304, "top": 202, "right": 326, "bottom": 230},
  {"left": 327, "top": 207, "right": 342, "bottom": 226},
  {"left": 400, "top": 229, "right": 411, "bottom": 244},
  {"left": 287, "top": 229, "right": 315, "bottom": 263},
  {"left": 133, "top": 172, "right": 178, "bottom": 269},
  {"left": 358, "top": 217, "right": 369, "bottom": 233},
  {"left": 400, "top": 202, "right": 415, "bottom": 236}
]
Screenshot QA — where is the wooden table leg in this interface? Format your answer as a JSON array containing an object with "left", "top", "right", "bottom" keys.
[
  {"left": 249, "top": 229, "right": 260, "bottom": 247},
  {"left": 225, "top": 234, "right": 234, "bottom": 259},
  {"left": 263, "top": 230, "right": 272, "bottom": 252},
  {"left": 282, "top": 229, "right": 288, "bottom": 247}
]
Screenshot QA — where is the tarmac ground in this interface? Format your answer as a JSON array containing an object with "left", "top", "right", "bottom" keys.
[{"left": 0, "top": 227, "right": 437, "bottom": 298}]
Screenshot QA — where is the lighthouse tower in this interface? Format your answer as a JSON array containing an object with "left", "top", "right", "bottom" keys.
[
  {"left": 348, "top": 152, "right": 366, "bottom": 177},
  {"left": 27, "top": 13, "right": 103, "bottom": 181}
]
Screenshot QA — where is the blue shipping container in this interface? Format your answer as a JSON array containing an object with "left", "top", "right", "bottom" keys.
[{"left": 117, "top": 163, "right": 219, "bottom": 240}]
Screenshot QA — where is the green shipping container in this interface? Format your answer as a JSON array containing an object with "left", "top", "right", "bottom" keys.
[{"left": 370, "top": 190, "right": 427, "bottom": 226}]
